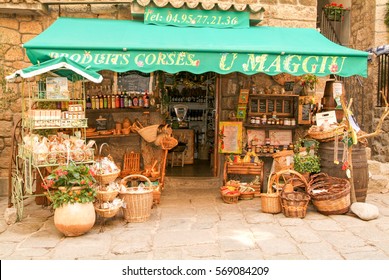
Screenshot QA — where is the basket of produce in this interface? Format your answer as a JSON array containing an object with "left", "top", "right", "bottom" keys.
[
  {"left": 307, "top": 173, "right": 351, "bottom": 215},
  {"left": 119, "top": 174, "right": 154, "bottom": 223},
  {"left": 220, "top": 185, "right": 240, "bottom": 204},
  {"left": 94, "top": 198, "right": 123, "bottom": 218},
  {"left": 307, "top": 123, "right": 346, "bottom": 142},
  {"left": 239, "top": 184, "right": 256, "bottom": 200},
  {"left": 96, "top": 182, "right": 120, "bottom": 202},
  {"left": 91, "top": 143, "right": 121, "bottom": 185}
]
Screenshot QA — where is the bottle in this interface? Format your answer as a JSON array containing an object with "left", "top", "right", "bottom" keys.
[
  {"left": 120, "top": 92, "right": 124, "bottom": 108},
  {"left": 124, "top": 91, "right": 129, "bottom": 108},
  {"left": 144, "top": 91, "right": 150, "bottom": 108},
  {"left": 115, "top": 91, "right": 120, "bottom": 109},
  {"left": 111, "top": 92, "right": 116, "bottom": 109},
  {"left": 103, "top": 95, "right": 108, "bottom": 109},
  {"left": 99, "top": 95, "right": 103, "bottom": 109},
  {"left": 86, "top": 94, "right": 92, "bottom": 109},
  {"left": 138, "top": 92, "right": 144, "bottom": 107},
  {"left": 95, "top": 95, "right": 100, "bottom": 110},
  {"left": 132, "top": 94, "right": 139, "bottom": 107},
  {"left": 91, "top": 95, "right": 96, "bottom": 110}
]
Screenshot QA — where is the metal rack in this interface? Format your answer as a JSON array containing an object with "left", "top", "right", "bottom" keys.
[{"left": 9, "top": 76, "right": 96, "bottom": 221}]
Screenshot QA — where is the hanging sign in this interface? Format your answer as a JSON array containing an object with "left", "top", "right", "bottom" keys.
[{"left": 144, "top": 7, "right": 250, "bottom": 28}]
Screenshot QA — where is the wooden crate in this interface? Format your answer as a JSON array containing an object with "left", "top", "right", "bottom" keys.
[
  {"left": 120, "top": 151, "right": 140, "bottom": 177},
  {"left": 223, "top": 162, "right": 264, "bottom": 188}
]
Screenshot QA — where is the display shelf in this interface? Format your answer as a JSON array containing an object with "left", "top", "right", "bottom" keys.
[
  {"left": 23, "top": 118, "right": 88, "bottom": 129},
  {"left": 244, "top": 124, "right": 298, "bottom": 130},
  {"left": 85, "top": 107, "right": 157, "bottom": 114},
  {"left": 86, "top": 133, "right": 140, "bottom": 139}
]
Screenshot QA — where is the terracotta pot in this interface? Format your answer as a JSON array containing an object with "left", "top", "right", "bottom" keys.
[{"left": 54, "top": 202, "right": 96, "bottom": 237}]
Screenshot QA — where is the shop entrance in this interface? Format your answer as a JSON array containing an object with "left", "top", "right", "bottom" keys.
[{"left": 164, "top": 72, "right": 217, "bottom": 178}]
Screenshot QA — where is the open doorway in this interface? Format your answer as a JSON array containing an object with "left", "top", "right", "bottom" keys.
[{"left": 164, "top": 72, "right": 217, "bottom": 177}]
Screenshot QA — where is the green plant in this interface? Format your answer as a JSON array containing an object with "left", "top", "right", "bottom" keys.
[
  {"left": 324, "top": 2, "right": 346, "bottom": 20},
  {"left": 43, "top": 163, "right": 96, "bottom": 209},
  {"left": 293, "top": 139, "right": 321, "bottom": 174}
]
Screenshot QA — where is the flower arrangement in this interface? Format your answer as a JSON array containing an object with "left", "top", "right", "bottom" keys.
[
  {"left": 324, "top": 2, "right": 346, "bottom": 21},
  {"left": 300, "top": 74, "right": 318, "bottom": 91},
  {"left": 43, "top": 163, "right": 97, "bottom": 209}
]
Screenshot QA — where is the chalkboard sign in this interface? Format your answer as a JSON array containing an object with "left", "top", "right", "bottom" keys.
[
  {"left": 298, "top": 97, "right": 311, "bottom": 124},
  {"left": 250, "top": 98, "right": 258, "bottom": 113},
  {"left": 284, "top": 81, "right": 295, "bottom": 93},
  {"left": 284, "top": 100, "right": 291, "bottom": 113},
  {"left": 268, "top": 100, "right": 274, "bottom": 113},
  {"left": 259, "top": 99, "right": 266, "bottom": 113},
  {"left": 276, "top": 99, "right": 283, "bottom": 113},
  {"left": 118, "top": 71, "right": 150, "bottom": 92}
]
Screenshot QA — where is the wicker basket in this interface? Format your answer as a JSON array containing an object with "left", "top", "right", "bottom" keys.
[
  {"left": 261, "top": 173, "right": 282, "bottom": 214},
  {"left": 138, "top": 124, "right": 160, "bottom": 142},
  {"left": 95, "top": 170, "right": 121, "bottom": 185},
  {"left": 307, "top": 173, "right": 351, "bottom": 215},
  {"left": 272, "top": 150, "right": 294, "bottom": 172},
  {"left": 280, "top": 191, "right": 310, "bottom": 218},
  {"left": 239, "top": 191, "right": 255, "bottom": 200},
  {"left": 221, "top": 192, "right": 240, "bottom": 204},
  {"left": 161, "top": 135, "right": 178, "bottom": 150},
  {"left": 96, "top": 190, "right": 119, "bottom": 202},
  {"left": 94, "top": 205, "right": 121, "bottom": 218},
  {"left": 121, "top": 151, "right": 141, "bottom": 177},
  {"left": 119, "top": 174, "right": 154, "bottom": 223},
  {"left": 307, "top": 124, "right": 346, "bottom": 142}
]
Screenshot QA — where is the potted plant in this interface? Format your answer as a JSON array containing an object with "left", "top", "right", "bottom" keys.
[
  {"left": 293, "top": 139, "right": 321, "bottom": 182},
  {"left": 323, "top": 2, "right": 346, "bottom": 22},
  {"left": 44, "top": 163, "right": 97, "bottom": 236},
  {"left": 300, "top": 74, "right": 318, "bottom": 95}
]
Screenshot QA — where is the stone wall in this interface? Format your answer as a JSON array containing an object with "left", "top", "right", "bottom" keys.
[
  {"left": 349, "top": 0, "right": 389, "bottom": 162},
  {"left": 0, "top": 0, "right": 316, "bottom": 195}
]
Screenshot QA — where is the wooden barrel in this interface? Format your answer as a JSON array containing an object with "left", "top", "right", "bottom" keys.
[
  {"left": 322, "top": 80, "right": 345, "bottom": 122},
  {"left": 318, "top": 141, "right": 368, "bottom": 202}
]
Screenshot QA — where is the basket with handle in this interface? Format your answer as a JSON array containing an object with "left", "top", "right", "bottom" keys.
[
  {"left": 307, "top": 173, "right": 351, "bottom": 215},
  {"left": 119, "top": 174, "right": 154, "bottom": 223},
  {"left": 272, "top": 149, "right": 294, "bottom": 172},
  {"left": 94, "top": 143, "right": 120, "bottom": 185},
  {"left": 261, "top": 173, "right": 282, "bottom": 214},
  {"left": 137, "top": 124, "right": 160, "bottom": 143}
]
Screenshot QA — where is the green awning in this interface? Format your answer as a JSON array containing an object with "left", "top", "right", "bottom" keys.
[
  {"left": 23, "top": 17, "right": 368, "bottom": 77},
  {"left": 6, "top": 56, "right": 103, "bottom": 83}
]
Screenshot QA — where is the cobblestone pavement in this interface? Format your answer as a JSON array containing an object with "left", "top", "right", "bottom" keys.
[{"left": 1, "top": 179, "right": 389, "bottom": 260}]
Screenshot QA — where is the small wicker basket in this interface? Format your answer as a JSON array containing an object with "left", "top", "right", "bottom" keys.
[
  {"left": 96, "top": 190, "right": 119, "bottom": 202},
  {"left": 221, "top": 192, "right": 240, "bottom": 204},
  {"left": 280, "top": 191, "right": 310, "bottom": 218},
  {"left": 95, "top": 170, "right": 121, "bottom": 185},
  {"left": 94, "top": 205, "right": 121, "bottom": 218}
]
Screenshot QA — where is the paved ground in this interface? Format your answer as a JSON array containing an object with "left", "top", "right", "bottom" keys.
[{"left": 1, "top": 176, "right": 389, "bottom": 261}]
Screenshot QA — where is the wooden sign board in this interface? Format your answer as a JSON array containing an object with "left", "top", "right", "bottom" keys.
[
  {"left": 269, "top": 130, "right": 293, "bottom": 146},
  {"left": 298, "top": 96, "right": 311, "bottom": 124},
  {"left": 238, "top": 89, "right": 249, "bottom": 104},
  {"left": 247, "top": 129, "right": 266, "bottom": 146}
]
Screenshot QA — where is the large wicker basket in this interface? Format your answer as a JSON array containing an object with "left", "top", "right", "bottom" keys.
[
  {"left": 119, "top": 174, "right": 154, "bottom": 223},
  {"left": 137, "top": 124, "right": 160, "bottom": 142},
  {"left": 307, "top": 124, "right": 346, "bottom": 142},
  {"left": 96, "top": 189, "right": 119, "bottom": 202},
  {"left": 307, "top": 173, "right": 351, "bottom": 215}
]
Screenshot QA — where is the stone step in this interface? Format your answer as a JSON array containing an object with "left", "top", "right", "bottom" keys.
[{"left": 164, "top": 176, "right": 222, "bottom": 189}]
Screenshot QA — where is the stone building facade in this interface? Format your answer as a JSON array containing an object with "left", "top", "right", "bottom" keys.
[{"left": 0, "top": 0, "right": 387, "bottom": 195}]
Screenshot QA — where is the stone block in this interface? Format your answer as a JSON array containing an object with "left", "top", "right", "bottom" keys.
[
  {"left": 0, "top": 27, "right": 20, "bottom": 45},
  {"left": 20, "top": 21, "right": 42, "bottom": 34}
]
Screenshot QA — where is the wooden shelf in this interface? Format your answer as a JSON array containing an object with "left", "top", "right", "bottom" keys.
[
  {"left": 86, "top": 133, "right": 140, "bottom": 139},
  {"left": 85, "top": 107, "right": 156, "bottom": 114},
  {"left": 244, "top": 124, "right": 297, "bottom": 130}
]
